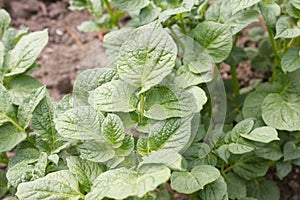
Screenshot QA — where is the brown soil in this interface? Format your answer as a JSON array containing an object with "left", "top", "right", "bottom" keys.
[{"left": 2, "top": 0, "right": 300, "bottom": 199}]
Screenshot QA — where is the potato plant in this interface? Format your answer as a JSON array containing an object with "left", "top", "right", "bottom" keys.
[{"left": 1, "top": 0, "right": 300, "bottom": 199}]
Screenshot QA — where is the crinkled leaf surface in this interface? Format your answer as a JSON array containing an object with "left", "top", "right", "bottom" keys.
[
  {"left": 230, "top": 0, "right": 261, "bottom": 14},
  {"left": 228, "top": 143, "right": 254, "bottom": 154},
  {"left": 117, "top": 23, "right": 177, "bottom": 93},
  {"left": 86, "top": 164, "right": 170, "bottom": 199},
  {"left": 170, "top": 165, "right": 220, "bottom": 194},
  {"left": 193, "top": 21, "right": 232, "bottom": 63},
  {"left": 93, "top": 80, "right": 137, "bottom": 112},
  {"left": 275, "top": 16, "right": 300, "bottom": 39},
  {"left": 0, "top": 124, "right": 26, "bottom": 152},
  {"left": 78, "top": 141, "right": 115, "bottom": 163},
  {"left": 66, "top": 156, "right": 103, "bottom": 193},
  {"left": 16, "top": 170, "right": 84, "bottom": 200},
  {"left": 281, "top": 48, "right": 300, "bottom": 73},
  {"left": 197, "top": 177, "right": 227, "bottom": 200},
  {"left": 5, "top": 30, "right": 48, "bottom": 77},
  {"left": 230, "top": 118, "right": 255, "bottom": 142},
  {"left": 262, "top": 93, "right": 300, "bottom": 131},
  {"left": 241, "top": 126, "right": 279, "bottom": 143},
  {"left": 54, "top": 106, "right": 102, "bottom": 140},
  {"left": 102, "top": 114, "right": 125, "bottom": 148},
  {"left": 0, "top": 9, "right": 11, "bottom": 39}
]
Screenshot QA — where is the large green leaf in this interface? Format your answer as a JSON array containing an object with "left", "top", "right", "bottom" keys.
[
  {"left": 6, "top": 75, "right": 43, "bottom": 105},
  {"left": 275, "top": 16, "right": 300, "bottom": 39},
  {"left": 241, "top": 126, "right": 279, "bottom": 143},
  {"left": 254, "top": 142, "right": 283, "bottom": 161},
  {"left": 66, "top": 156, "right": 104, "bottom": 193},
  {"left": 4, "top": 30, "right": 48, "bottom": 77},
  {"left": 102, "top": 114, "right": 125, "bottom": 148},
  {"left": 139, "top": 149, "right": 185, "bottom": 171},
  {"left": 262, "top": 93, "right": 300, "bottom": 131},
  {"left": 86, "top": 164, "right": 170, "bottom": 199},
  {"left": 0, "top": 9, "right": 10, "bottom": 39},
  {"left": 197, "top": 177, "right": 227, "bottom": 200},
  {"left": 242, "top": 91, "right": 269, "bottom": 119},
  {"left": 17, "top": 86, "right": 46, "bottom": 128},
  {"left": 93, "top": 80, "right": 137, "bottom": 112},
  {"left": 74, "top": 68, "right": 118, "bottom": 106},
  {"left": 247, "top": 178, "right": 280, "bottom": 200},
  {"left": 0, "top": 124, "right": 26, "bottom": 152},
  {"left": 117, "top": 23, "right": 177, "bottom": 93},
  {"left": 54, "top": 106, "right": 103, "bottom": 140},
  {"left": 112, "top": 0, "right": 149, "bottom": 11},
  {"left": 0, "top": 84, "right": 15, "bottom": 125},
  {"left": 281, "top": 48, "right": 300, "bottom": 73},
  {"left": 230, "top": 0, "right": 261, "bottom": 14},
  {"left": 170, "top": 165, "right": 220, "bottom": 194},
  {"left": 78, "top": 141, "right": 115, "bottom": 162},
  {"left": 193, "top": 21, "right": 232, "bottom": 63},
  {"left": 159, "top": 0, "right": 197, "bottom": 21},
  {"left": 16, "top": 170, "right": 84, "bottom": 200},
  {"left": 225, "top": 172, "right": 247, "bottom": 199}
]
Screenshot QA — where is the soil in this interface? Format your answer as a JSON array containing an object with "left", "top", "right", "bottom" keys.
[{"left": 2, "top": 0, "right": 300, "bottom": 199}]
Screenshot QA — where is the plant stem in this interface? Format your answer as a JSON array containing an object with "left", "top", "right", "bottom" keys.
[
  {"left": 179, "top": 13, "right": 187, "bottom": 35},
  {"left": 230, "top": 66, "right": 240, "bottom": 96},
  {"left": 139, "top": 93, "right": 145, "bottom": 124},
  {"left": 167, "top": 25, "right": 185, "bottom": 51},
  {"left": 103, "top": 0, "right": 120, "bottom": 28},
  {"left": 0, "top": 152, "right": 9, "bottom": 164},
  {"left": 4, "top": 113, "right": 24, "bottom": 132}
]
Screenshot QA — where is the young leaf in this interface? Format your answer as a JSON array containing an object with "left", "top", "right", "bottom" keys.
[
  {"left": 276, "top": 161, "right": 292, "bottom": 180},
  {"left": 197, "top": 177, "right": 227, "bottom": 200},
  {"left": 115, "top": 135, "right": 135, "bottom": 157},
  {"left": 66, "top": 156, "right": 104, "bottom": 193},
  {"left": 0, "top": 124, "right": 26, "bottom": 152},
  {"left": 93, "top": 80, "right": 137, "bottom": 112},
  {"left": 281, "top": 48, "right": 300, "bottom": 73},
  {"left": 78, "top": 141, "right": 115, "bottom": 163},
  {"left": 193, "top": 21, "right": 232, "bottom": 63},
  {"left": 225, "top": 172, "right": 247, "bottom": 199},
  {"left": 139, "top": 5, "right": 161, "bottom": 25},
  {"left": 170, "top": 165, "right": 220, "bottom": 194},
  {"left": 230, "top": 118, "right": 255, "bottom": 142},
  {"left": 117, "top": 22, "right": 177, "bottom": 93},
  {"left": 247, "top": 178, "right": 280, "bottom": 200},
  {"left": 283, "top": 141, "right": 300, "bottom": 161},
  {"left": 240, "top": 126, "right": 279, "bottom": 143},
  {"left": 139, "top": 149, "right": 185, "bottom": 171},
  {"left": 102, "top": 114, "right": 125, "bottom": 148},
  {"left": 86, "top": 164, "right": 170, "bottom": 199},
  {"left": 74, "top": 68, "right": 118, "bottom": 106},
  {"left": 54, "top": 106, "right": 102, "bottom": 140},
  {"left": 228, "top": 143, "right": 254, "bottom": 154},
  {"left": 4, "top": 30, "right": 48, "bottom": 77},
  {"left": 262, "top": 93, "right": 300, "bottom": 131},
  {"left": 275, "top": 16, "right": 300, "bottom": 39},
  {"left": 230, "top": 0, "right": 261, "bottom": 14},
  {"left": 16, "top": 170, "right": 84, "bottom": 200},
  {"left": 0, "top": 9, "right": 11, "bottom": 39},
  {"left": 0, "top": 84, "right": 15, "bottom": 125}
]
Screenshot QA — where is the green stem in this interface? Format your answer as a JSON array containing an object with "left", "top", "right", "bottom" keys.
[
  {"left": 179, "top": 13, "right": 187, "bottom": 35},
  {"left": 103, "top": 0, "right": 120, "bottom": 28},
  {"left": 0, "top": 152, "right": 9, "bottom": 164},
  {"left": 167, "top": 25, "right": 185, "bottom": 51},
  {"left": 4, "top": 113, "right": 24, "bottom": 132},
  {"left": 230, "top": 66, "right": 240, "bottom": 96},
  {"left": 139, "top": 93, "right": 145, "bottom": 124}
]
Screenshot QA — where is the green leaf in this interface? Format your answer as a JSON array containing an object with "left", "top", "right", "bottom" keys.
[
  {"left": 241, "top": 126, "right": 279, "bottom": 143},
  {"left": 5, "top": 30, "right": 48, "bottom": 77},
  {"left": 215, "top": 145, "right": 230, "bottom": 163},
  {"left": 0, "top": 84, "right": 15, "bottom": 125},
  {"left": 66, "top": 156, "right": 103, "bottom": 193},
  {"left": 78, "top": 141, "right": 115, "bottom": 162},
  {"left": 0, "top": 124, "right": 26, "bottom": 152},
  {"left": 6, "top": 75, "right": 43, "bottom": 105},
  {"left": 231, "top": 118, "right": 255, "bottom": 142},
  {"left": 112, "top": 0, "right": 149, "bottom": 11},
  {"left": 17, "top": 86, "right": 46, "bottom": 128},
  {"left": 228, "top": 143, "right": 254, "bottom": 154},
  {"left": 286, "top": 0, "right": 300, "bottom": 18},
  {"left": 54, "top": 106, "right": 103, "bottom": 140},
  {"left": 139, "top": 5, "right": 161, "bottom": 25},
  {"left": 259, "top": 2, "right": 281, "bottom": 29},
  {"left": 16, "top": 170, "right": 84, "bottom": 200},
  {"left": 262, "top": 93, "right": 300, "bottom": 131},
  {"left": 170, "top": 165, "right": 220, "bottom": 194},
  {"left": 86, "top": 164, "right": 170, "bottom": 199},
  {"left": 281, "top": 48, "right": 300, "bottom": 73},
  {"left": 197, "top": 177, "right": 227, "bottom": 200},
  {"left": 0, "top": 169, "right": 7, "bottom": 198},
  {"left": 225, "top": 47, "right": 248, "bottom": 67},
  {"left": 102, "top": 114, "right": 125, "bottom": 148},
  {"left": 275, "top": 16, "right": 300, "bottom": 39},
  {"left": 117, "top": 23, "right": 177, "bottom": 93},
  {"left": 115, "top": 135, "right": 135, "bottom": 157},
  {"left": 247, "top": 178, "right": 280, "bottom": 200},
  {"left": 69, "top": 0, "right": 89, "bottom": 10},
  {"left": 276, "top": 161, "right": 292, "bottom": 180},
  {"left": 243, "top": 91, "right": 269, "bottom": 119},
  {"left": 93, "top": 80, "right": 138, "bottom": 112},
  {"left": 283, "top": 141, "right": 300, "bottom": 161},
  {"left": 230, "top": 0, "right": 261, "bottom": 14},
  {"left": 139, "top": 149, "right": 185, "bottom": 171},
  {"left": 193, "top": 21, "right": 232, "bottom": 63},
  {"left": 103, "top": 28, "right": 133, "bottom": 61},
  {"left": 232, "top": 156, "right": 269, "bottom": 180},
  {"left": 254, "top": 142, "right": 283, "bottom": 161},
  {"left": 225, "top": 172, "right": 247, "bottom": 199},
  {"left": 74, "top": 68, "right": 118, "bottom": 106},
  {"left": 32, "top": 96, "right": 67, "bottom": 154},
  {"left": 143, "top": 85, "right": 197, "bottom": 120},
  {"left": 0, "top": 9, "right": 11, "bottom": 39},
  {"left": 158, "top": 0, "right": 197, "bottom": 21}
]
